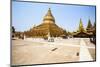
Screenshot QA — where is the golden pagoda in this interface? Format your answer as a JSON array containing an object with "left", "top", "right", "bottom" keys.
[{"left": 25, "top": 8, "right": 66, "bottom": 38}]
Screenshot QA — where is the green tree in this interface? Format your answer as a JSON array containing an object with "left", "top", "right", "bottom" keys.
[
  {"left": 93, "top": 22, "right": 96, "bottom": 29},
  {"left": 12, "top": 26, "right": 15, "bottom": 33}
]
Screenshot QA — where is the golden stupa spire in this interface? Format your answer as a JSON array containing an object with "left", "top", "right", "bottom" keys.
[
  {"left": 43, "top": 8, "right": 55, "bottom": 24},
  {"left": 46, "top": 8, "right": 52, "bottom": 16},
  {"left": 79, "top": 18, "right": 85, "bottom": 32}
]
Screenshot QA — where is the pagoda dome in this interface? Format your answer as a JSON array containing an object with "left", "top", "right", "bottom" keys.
[{"left": 43, "top": 8, "right": 55, "bottom": 24}]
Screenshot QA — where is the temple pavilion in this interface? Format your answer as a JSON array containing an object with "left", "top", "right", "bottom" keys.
[
  {"left": 73, "top": 19, "right": 95, "bottom": 38},
  {"left": 25, "top": 8, "right": 67, "bottom": 38}
]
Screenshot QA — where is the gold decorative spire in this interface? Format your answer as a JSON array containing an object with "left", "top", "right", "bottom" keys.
[
  {"left": 43, "top": 8, "right": 55, "bottom": 24},
  {"left": 79, "top": 18, "right": 85, "bottom": 32}
]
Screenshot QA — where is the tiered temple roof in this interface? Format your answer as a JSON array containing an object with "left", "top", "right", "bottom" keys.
[{"left": 73, "top": 19, "right": 95, "bottom": 37}]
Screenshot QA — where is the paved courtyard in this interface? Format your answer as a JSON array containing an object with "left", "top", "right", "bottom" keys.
[{"left": 12, "top": 38, "right": 95, "bottom": 65}]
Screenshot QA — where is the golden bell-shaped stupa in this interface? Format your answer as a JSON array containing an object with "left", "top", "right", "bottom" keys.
[{"left": 43, "top": 8, "right": 55, "bottom": 24}]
